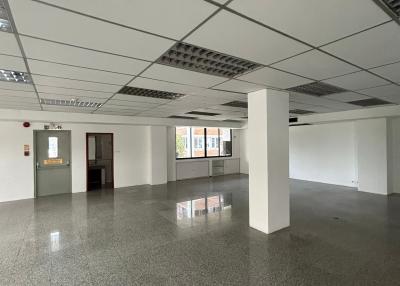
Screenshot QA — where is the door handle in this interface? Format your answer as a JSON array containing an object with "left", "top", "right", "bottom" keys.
[
  {"left": 66, "top": 160, "right": 70, "bottom": 166},
  {"left": 36, "top": 162, "right": 40, "bottom": 169}
]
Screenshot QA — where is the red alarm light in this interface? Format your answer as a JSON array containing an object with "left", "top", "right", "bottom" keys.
[{"left": 23, "top": 122, "right": 30, "bottom": 128}]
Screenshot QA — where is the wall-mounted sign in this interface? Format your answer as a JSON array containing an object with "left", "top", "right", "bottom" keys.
[
  {"left": 24, "top": 144, "right": 30, "bottom": 156},
  {"left": 43, "top": 158, "right": 63, "bottom": 165},
  {"left": 44, "top": 123, "right": 62, "bottom": 130}
]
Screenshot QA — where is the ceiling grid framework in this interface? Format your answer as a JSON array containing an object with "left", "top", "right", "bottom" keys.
[{"left": 0, "top": 0, "right": 399, "bottom": 120}]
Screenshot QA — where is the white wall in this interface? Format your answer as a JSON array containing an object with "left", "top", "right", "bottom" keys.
[
  {"left": 0, "top": 121, "right": 151, "bottom": 202},
  {"left": 239, "top": 127, "right": 249, "bottom": 174},
  {"left": 148, "top": 126, "right": 168, "bottom": 185},
  {"left": 387, "top": 117, "right": 400, "bottom": 194},
  {"left": 355, "top": 119, "right": 388, "bottom": 195},
  {"left": 289, "top": 122, "right": 357, "bottom": 187}
]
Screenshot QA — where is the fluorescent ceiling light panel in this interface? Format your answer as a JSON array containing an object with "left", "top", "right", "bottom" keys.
[
  {"left": 288, "top": 82, "right": 347, "bottom": 96},
  {"left": 0, "top": 69, "right": 32, "bottom": 84},
  {"left": 348, "top": 98, "right": 391, "bottom": 106},
  {"left": 118, "top": 86, "right": 185, "bottom": 100},
  {"left": 0, "top": 0, "right": 12, "bottom": 32},
  {"left": 157, "top": 42, "right": 262, "bottom": 78},
  {"left": 186, "top": 111, "right": 220, "bottom": 116},
  {"left": 222, "top": 101, "right": 248, "bottom": 108},
  {"left": 40, "top": 98, "right": 102, "bottom": 108},
  {"left": 289, "top": 109, "right": 315, "bottom": 115}
]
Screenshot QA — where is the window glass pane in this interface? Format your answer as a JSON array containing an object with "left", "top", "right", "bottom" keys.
[
  {"left": 176, "top": 127, "right": 191, "bottom": 158},
  {"left": 206, "top": 127, "right": 219, "bottom": 157},
  {"left": 48, "top": 137, "right": 58, "bottom": 158},
  {"left": 219, "top": 128, "right": 232, "bottom": 156},
  {"left": 191, "top": 127, "right": 205, "bottom": 158}
]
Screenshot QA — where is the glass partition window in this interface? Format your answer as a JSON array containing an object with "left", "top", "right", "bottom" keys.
[
  {"left": 48, "top": 137, "right": 58, "bottom": 158},
  {"left": 219, "top": 128, "right": 232, "bottom": 156},
  {"left": 175, "top": 127, "right": 232, "bottom": 159}
]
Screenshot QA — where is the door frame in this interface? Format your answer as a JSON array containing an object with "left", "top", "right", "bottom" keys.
[
  {"left": 33, "top": 130, "right": 72, "bottom": 198},
  {"left": 86, "top": 133, "right": 114, "bottom": 191}
]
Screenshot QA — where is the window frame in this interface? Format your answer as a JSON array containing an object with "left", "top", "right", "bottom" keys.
[{"left": 175, "top": 127, "right": 232, "bottom": 160}]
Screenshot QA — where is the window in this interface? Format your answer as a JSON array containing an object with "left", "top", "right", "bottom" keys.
[
  {"left": 175, "top": 127, "right": 232, "bottom": 159},
  {"left": 191, "top": 127, "right": 205, "bottom": 158},
  {"left": 48, "top": 137, "right": 58, "bottom": 158}
]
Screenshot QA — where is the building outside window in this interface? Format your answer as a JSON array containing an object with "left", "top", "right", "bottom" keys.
[{"left": 175, "top": 126, "right": 232, "bottom": 159}]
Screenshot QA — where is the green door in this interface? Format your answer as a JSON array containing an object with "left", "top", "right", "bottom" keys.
[{"left": 35, "top": 130, "right": 71, "bottom": 197}]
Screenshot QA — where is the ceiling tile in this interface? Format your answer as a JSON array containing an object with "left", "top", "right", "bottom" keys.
[
  {"left": 213, "top": 79, "right": 264, "bottom": 93},
  {"left": 38, "top": 93, "right": 108, "bottom": 103},
  {"left": 39, "top": 0, "right": 217, "bottom": 39},
  {"left": 10, "top": 0, "right": 174, "bottom": 61},
  {"left": 28, "top": 60, "right": 132, "bottom": 85},
  {"left": 33, "top": 74, "right": 121, "bottom": 93},
  {"left": 142, "top": 64, "right": 226, "bottom": 88},
  {"left": 112, "top": 93, "right": 171, "bottom": 104},
  {"left": 128, "top": 77, "right": 195, "bottom": 94},
  {"left": 186, "top": 10, "right": 310, "bottom": 65},
  {"left": 35, "top": 85, "right": 112, "bottom": 99},
  {"left": 0, "top": 95, "right": 38, "bottom": 103},
  {"left": 237, "top": 67, "right": 313, "bottom": 89},
  {"left": 106, "top": 99, "right": 161, "bottom": 108},
  {"left": 0, "top": 89, "right": 36, "bottom": 98},
  {"left": 0, "top": 104, "right": 41, "bottom": 111},
  {"left": 0, "top": 32, "right": 22, "bottom": 57},
  {"left": 322, "top": 71, "right": 390, "bottom": 91},
  {"left": 322, "top": 22, "right": 400, "bottom": 69},
  {"left": 0, "top": 54, "right": 26, "bottom": 72},
  {"left": 369, "top": 62, "right": 400, "bottom": 84},
  {"left": 272, "top": 50, "right": 359, "bottom": 80},
  {"left": 323, "top": 92, "right": 371, "bottom": 102},
  {"left": 0, "top": 81, "right": 34, "bottom": 92},
  {"left": 42, "top": 106, "right": 96, "bottom": 113},
  {"left": 358, "top": 84, "right": 400, "bottom": 103},
  {"left": 21, "top": 36, "right": 150, "bottom": 75},
  {"left": 228, "top": 0, "right": 390, "bottom": 46}
]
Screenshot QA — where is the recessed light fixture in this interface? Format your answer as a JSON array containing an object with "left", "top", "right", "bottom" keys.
[
  {"left": 223, "top": 119, "right": 242, "bottom": 123},
  {"left": 169, "top": 115, "right": 198, "bottom": 120},
  {"left": 0, "top": 69, "right": 32, "bottom": 84},
  {"left": 40, "top": 98, "right": 102, "bottom": 108},
  {"left": 290, "top": 109, "right": 315, "bottom": 115},
  {"left": 288, "top": 82, "right": 347, "bottom": 96},
  {"left": 348, "top": 98, "right": 392, "bottom": 107},
  {"left": 118, "top": 86, "right": 185, "bottom": 100},
  {"left": 373, "top": 0, "right": 400, "bottom": 22},
  {"left": 222, "top": 101, "right": 248, "bottom": 108},
  {"left": 186, "top": 111, "right": 221, "bottom": 116},
  {"left": 0, "top": 0, "right": 12, "bottom": 32},
  {"left": 157, "top": 42, "right": 262, "bottom": 78}
]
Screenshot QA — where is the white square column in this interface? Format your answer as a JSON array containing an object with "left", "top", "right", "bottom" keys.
[{"left": 248, "top": 89, "right": 290, "bottom": 234}]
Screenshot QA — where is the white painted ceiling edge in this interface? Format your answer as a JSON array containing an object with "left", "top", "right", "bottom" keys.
[
  {"left": 296, "top": 104, "right": 400, "bottom": 125},
  {"left": 0, "top": 108, "right": 244, "bottom": 128}
]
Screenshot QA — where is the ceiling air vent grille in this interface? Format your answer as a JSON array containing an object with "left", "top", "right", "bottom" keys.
[
  {"left": 287, "top": 82, "right": 347, "bottom": 96},
  {"left": 290, "top": 109, "right": 315, "bottom": 115},
  {"left": 0, "top": 69, "right": 32, "bottom": 83},
  {"left": 157, "top": 42, "right": 262, "bottom": 78},
  {"left": 0, "top": 0, "right": 12, "bottom": 32},
  {"left": 40, "top": 98, "right": 102, "bottom": 108},
  {"left": 348, "top": 98, "right": 392, "bottom": 107},
  {"left": 118, "top": 86, "right": 185, "bottom": 100},
  {"left": 222, "top": 100, "right": 248, "bottom": 108}
]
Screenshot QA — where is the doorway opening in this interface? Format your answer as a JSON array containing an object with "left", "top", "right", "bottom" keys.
[{"left": 86, "top": 133, "right": 114, "bottom": 191}]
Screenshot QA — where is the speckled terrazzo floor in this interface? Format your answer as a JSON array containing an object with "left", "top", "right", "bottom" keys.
[{"left": 1, "top": 174, "right": 400, "bottom": 285}]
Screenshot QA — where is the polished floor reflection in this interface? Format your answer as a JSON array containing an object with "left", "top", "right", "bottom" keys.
[{"left": 1, "top": 175, "right": 400, "bottom": 285}]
